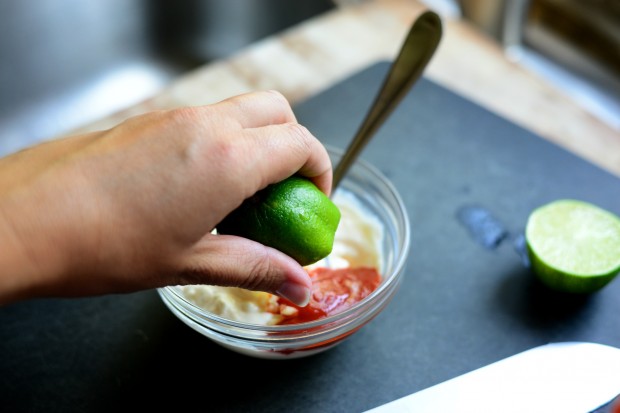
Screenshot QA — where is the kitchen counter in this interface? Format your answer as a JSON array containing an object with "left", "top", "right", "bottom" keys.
[{"left": 72, "top": 0, "right": 620, "bottom": 177}]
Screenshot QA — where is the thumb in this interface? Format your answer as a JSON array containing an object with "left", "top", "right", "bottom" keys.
[{"left": 175, "top": 234, "right": 312, "bottom": 306}]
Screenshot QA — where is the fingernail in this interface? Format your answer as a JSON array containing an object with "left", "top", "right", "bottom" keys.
[{"left": 276, "top": 282, "right": 311, "bottom": 307}]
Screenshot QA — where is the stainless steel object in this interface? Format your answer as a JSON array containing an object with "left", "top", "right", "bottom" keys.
[
  {"left": 0, "top": 0, "right": 333, "bottom": 156},
  {"left": 332, "top": 10, "right": 443, "bottom": 190}
]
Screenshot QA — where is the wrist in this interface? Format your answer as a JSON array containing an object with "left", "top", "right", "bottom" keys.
[
  {"left": 0, "top": 185, "right": 68, "bottom": 304},
  {"left": 0, "top": 200, "right": 40, "bottom": 304}
]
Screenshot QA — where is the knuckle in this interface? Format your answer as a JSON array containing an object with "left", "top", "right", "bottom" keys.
[
  {"left": 263, "top": 90, "right": 295, "bottom": 122},
  {"left": 239, "top": 249, "right": 278, "bottom": 291},
  {"left": 264, "top": 89, "right": 290, "bottom": 109},
  {"left": 211, "top": 138, "right": 239, "bottom": 162},
  {"left": 285, "top": 123, "right": 314, "bottom": 158},
  {"left": 286, "top": 123, "right": 312, "bottom": 145},
  {"left": 174, "top": 266, "right": 208, "bottom": 286}
]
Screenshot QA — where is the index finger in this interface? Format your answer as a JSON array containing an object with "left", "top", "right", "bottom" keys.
[
  {"left": 217, "top": 90, "right": 297, "bottom": 129},
  {"left": 238, "top": 122, "right": 333, "bottom": 196}
]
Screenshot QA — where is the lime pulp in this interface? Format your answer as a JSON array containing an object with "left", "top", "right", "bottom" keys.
[{"left": 525, "top": 199, "right": 620, "bottom": 294}]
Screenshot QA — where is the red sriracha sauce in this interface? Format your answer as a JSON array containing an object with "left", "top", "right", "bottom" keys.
[{"left": 275, "top": 266, "right": 381, "bottom": 325}]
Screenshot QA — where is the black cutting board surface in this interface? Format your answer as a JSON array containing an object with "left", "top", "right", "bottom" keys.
[{"left": 1, "top": 62, "right": 619, "bottom": 413}]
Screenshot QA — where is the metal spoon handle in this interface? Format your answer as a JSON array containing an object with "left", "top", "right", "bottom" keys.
[{"left": 332, "top": 11, "right": 443, "bottom": 189}]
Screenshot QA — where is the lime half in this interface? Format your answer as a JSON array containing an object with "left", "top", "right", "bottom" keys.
[
  {"left": 526, "top": 199, "right": 620, "bottom": 294},
  {"left": 217, "top": 176, "right": 341, "bottom": 266}
]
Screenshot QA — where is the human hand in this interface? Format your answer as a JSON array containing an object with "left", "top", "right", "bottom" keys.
[{"left": 0, "top": 90, "right": 331, "bottom": 306}]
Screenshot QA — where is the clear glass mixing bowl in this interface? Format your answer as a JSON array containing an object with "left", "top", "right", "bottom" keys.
[{"left": 158, "top": 146, "right": 411, "bottom": 358}]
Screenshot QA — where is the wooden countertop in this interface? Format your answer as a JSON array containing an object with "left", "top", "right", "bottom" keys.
[{"left": 73, "top": 0, "right": 620, "bottom": 178}]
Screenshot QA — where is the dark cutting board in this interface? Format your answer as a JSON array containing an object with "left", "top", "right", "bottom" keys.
[{"left": 1, "top": 62, "right": 619, "bottom": 413}]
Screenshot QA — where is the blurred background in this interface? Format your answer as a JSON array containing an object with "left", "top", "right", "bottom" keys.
[
  {"left": 457, "top": 0, "right": 620, "bottom": 131},
  {"left": 0, "top": 0, "right": 334, "bottom": 156},
  {"left": 0, "top": 0, "right": 618, "bottom": 157}
]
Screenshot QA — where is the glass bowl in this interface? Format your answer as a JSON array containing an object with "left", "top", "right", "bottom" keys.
[{"left": 158, "top": 146, "right": 411, "bottom": 359}]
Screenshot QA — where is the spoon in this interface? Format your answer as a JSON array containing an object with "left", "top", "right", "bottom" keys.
[{"left": 332, "top": 10, "right": 443, "bottom": 190}]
